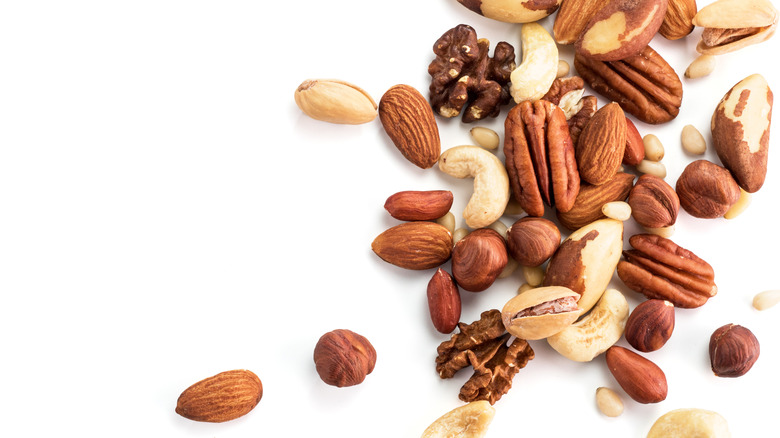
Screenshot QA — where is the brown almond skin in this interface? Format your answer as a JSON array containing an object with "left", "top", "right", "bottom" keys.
[
  {"left": 624, "top": 299, "right": 675, "bottom": 352},
  {"left": 379, "top": 84, "right": 441, "bottom": 169},
  {"left": 623, "top": 117, "right": 645, "bottom": 166},
  {"left": 176, "top": 370, "right": 263, "bottom": 423},
  {"left": 676, "top": 160, "right": 740, "bottom": 218},
  {"left": 606, "top": 346, "right": 668, "bottom": 404},
  {"left": 384, "top": 190, "right": 454, "bottom": 221},
  {"left": 709, "top": 324, "right": 760, "bottom": 377},
  {"left": 557, "top": 172, "right": 635, "bottom": 231},
  {"left": 576, "top": 102, "right": 627, "bottom": 186},
  {"left": 427, "top": 268, "right": 462, "bottom": 334},
  {"left": 372, "top": 222, "right": 453, "bottom": 270},
  {"left": 576, "top": 0, "right": 669, "bottom": 61},
  {"left": 506, "top": 217, "right": 561, "bottom": 267},
  {"left": 659, "top": 0, "right": 697, "bottom": 40},
  {"left": 451, "top": 228, "right": 508, "bottom": 292},
  {"left": 553, "top": 0, "right": 608, "bottom": 45}
]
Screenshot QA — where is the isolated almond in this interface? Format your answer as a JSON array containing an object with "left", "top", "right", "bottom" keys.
[
  {"left": 294, "top": 79, "right": 377, "bottom": 124},
  {"left": 576, "top": 0, "right": 669, "bottom": 61},
  {"left": 175, "top": 369, "right": 263, "bottom": 423},
  {"left": 427, "top": 268, "right": 461, "bottom": 334},
  {"left": 659, "top": 0, "right": 697, "bottom": 40},
  {"left": 379, "top": 84, "right": 441, "bottom": 169},
  {"left": 575, "top": 102, "right": 627, "bottom": 185},
  {"left": 384, "top": 190, "right": 453, "bottom": 221},
  {"left": 372, "top": 221, "right": 453, "bottom": 270},
  {"left": 606, "top": 346, "right": 668, "bottom": 403}
]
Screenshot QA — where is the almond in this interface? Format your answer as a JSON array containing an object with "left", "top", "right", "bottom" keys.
[
  {"left": 576, "top": 0, "right": 668, "bottom": 61},
  {"left": 378, "top": 84, "right": 441, "bottom": 169},
  {"left": 623, "top": 117, "right": 645, "bottom": 166},
  {"left": 371, "top": 221, "right": 453, "bottom": 270},
  {"left": 175, "top": 369, "right": 263, "bottom": 423},
  {"left": 556, "top": 172, "right": 635, "bottom": 231},
  {"left": 659, "top": 0, "right": 697, "bottom": 40},
  {"left": 575, "top": 102, "right": 627, "bottom": 186},
  {"left": 553, "top": 0, "right": 607, "bottom": 45},
  {"left": 606, "top": 346, "right": 668, "bottom": 404},
  {"left": 384, "top": 190, "right": 453, "bottom": 221},
  {"left": 427, "top": 268, "right": 462, "bottom": 334}
]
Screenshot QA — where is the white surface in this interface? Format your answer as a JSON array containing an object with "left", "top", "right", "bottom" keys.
[{"left": 1, "top": 1, "right": 778, "bottom": 436}]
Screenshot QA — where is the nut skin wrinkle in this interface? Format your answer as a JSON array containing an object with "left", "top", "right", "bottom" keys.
[
  {"left": 647, "top": 408, "right": 731, "bottom": 438},
  {"left": 438, "top": 145, "right": 510, "bottom": 229}
]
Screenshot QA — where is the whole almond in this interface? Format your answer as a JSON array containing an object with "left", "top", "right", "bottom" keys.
[
  {"left": 606, "top": 346, "right": 668, "bottom": 403},
  {"left": 175, "top": 369, "right": 263, "bottom": 423},
  {"left": 294, "top": 79, "right": 377, "bottom": 124},
  {"left": 659, "top": 0, "right": 697, "bottom": 40},
  {"left": 553, "top": 0, "right": 607, "bottom": 44},
  {"left": 576, "top": 102, "right": 627, "bottom": 186},
  {"left": 372, "top": 221, "right": 453, "bottom": 270},
  {"left": 384, "top": 190, "right": 454, "bottom": 221},
  {"left": 427, "top": 268, "right": 462, "bottom": 334},
  {"left": 576, "top": 0, "right": 668, "bottom": 61},
  {"left": 556, "top": 172, "right": 635, "bottom": 231},
  {"left": 379, "top": 84, "right": 441, "bottom": 169}
]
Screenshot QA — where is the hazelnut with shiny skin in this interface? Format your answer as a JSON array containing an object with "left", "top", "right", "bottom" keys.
[
  {"left": 313, "top": 329, "right": 377, "bottom": 387},
  {"left": 709, "top": 323, "right": 760, "bottom": 378}
]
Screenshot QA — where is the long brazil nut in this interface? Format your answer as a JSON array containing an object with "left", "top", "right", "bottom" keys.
[{"left": 438, "top": 145, "right": 510, "bottom": 229}]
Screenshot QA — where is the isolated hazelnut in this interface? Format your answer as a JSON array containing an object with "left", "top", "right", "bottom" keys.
[
  {"left": 506, "top": 217, "right": 561, "bottom": 267},
  {"left": 624, "top": 299, "right": 675, "bottom": 352},
  {"left": 628, "top": 174, "right": 680, "bottom": 228},
  {"left": 709, "top": 324, "right": 760, "bottom": 378},
  {"left": 451, "top": 228, "right": 508, "bottom": 292},
  {"left": 313, "top": 329, "right": 377, "bottom": 387}
]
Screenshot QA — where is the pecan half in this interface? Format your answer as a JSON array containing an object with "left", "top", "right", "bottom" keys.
[
  {"left": 504, "top": 100, "right": 580, "bottom": 217},
  {"left": 567, "top": 95, "right": 598, "bottom": 146},
  {"left": 428, "top": 24, "right": 516, "bottom": 123},
  {"left": 574, "top": 45, "right": 682, "bottom": 124},
  {"left": 617, "top": 234, "right": 717, "bottom": 308},
  {"left": 435, "top": 309, "right": 535, "bottom": 405}
]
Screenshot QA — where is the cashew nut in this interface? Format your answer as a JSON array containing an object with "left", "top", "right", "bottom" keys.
[
  {"left": 546, "top": 288, "right": 629, "bottom": 362},
  {"left": 647, "top": 408, "right": 731, "bottom": 438},
  {"left": 510, "top": 23, "right": 558, "bottom": 103},
  {"left": 438, "top": 145, "right": 510, "bottom": 229}
]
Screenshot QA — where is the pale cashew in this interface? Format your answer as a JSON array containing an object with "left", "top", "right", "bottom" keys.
[
  {"left": 546, "top": 288, "right": 629, "bottom": 362},
  {"left": 438, "top": 146, "right": 510, "bottom": 229},
  {"left": 647, "top": 408, "right": 731, "bottom": 438},
  {"left": 510, "top": 23, "right": 558, "bottom": 103}
]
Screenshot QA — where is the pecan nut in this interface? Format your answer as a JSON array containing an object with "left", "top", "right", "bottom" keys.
[
  {"left": 617, "top": 234, "right": 717, "bottom": 308},
  {"left": 567, "top": 95, "right": 598, "bottom": 146},
  {"left": 542, "top": 76, "right": 586, "bottom": 119},
  {"left": 574, "top": 45, "right": 683, "bottom": 124},
  {"left": 435, "top": 309, "right": 535, "bottom": 405},
  {"left": 428, "top": 24, "right": 516, "bottom": 123},
  {"left": 504, "top": 100, "right": 580, "bottom": 217}
]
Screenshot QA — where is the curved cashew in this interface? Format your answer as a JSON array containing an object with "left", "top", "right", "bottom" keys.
[
  {"left": 438, "top": 146, "right": 510, "bottom": 229},
  {"left": 546, "top": 288, "right": 629, "bottom": 362},
  {"left": 510, "top": 22, "right": 559, "bottom": 103}
]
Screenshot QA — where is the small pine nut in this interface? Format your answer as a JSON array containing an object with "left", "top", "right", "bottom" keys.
[
  {"left": 486, "top": 220, "right": 508, "bottom": 239},
  {"left": 436, "top": 211, "right": 456, "bottom": 234},
  {"left": 643, "top": 225, "right": 675, "bottom": 238},
  {"left": 498, "top": 256, "right": 520, "bottom": 279},
  {"left": 504, "top": 198, "right": 525, "bottom": 216},
  {"left": 636, "top": 159, "right": 667, "bottom": 179},
  {"left": 643, "top": 134, "right": 665, "bottom": 161},
  {"left": 723, "top": 188, "right": 751, "bottom": 220},
  {"left": 453, "top": 228, "right": 470, "bottom": 244},
  {"left": 596, "top": 387, "right": 624, "bottom": 417},
  {"left": 470, "top": 126, "right": 500, "bottom": 150},
  {"left": 557, "top": 59, "right": 570, "bottom": 78},
  {"left": 602, "top": 201, "right": 632, "bottom": 221},
  {"left": 681, "top": 124, "right": 707, "bottom": 155},
  {"left": 753, "top": 290, "right": 780, "bottom": 311},
  {"left": 517, "top": 283, "right": 535, "bottom": 294},
  {"left": 522, "top": 265, "right": 545, "bottom": 287},
  {"left": 684, "top": 54, "right": 716, "bottom": 79}
]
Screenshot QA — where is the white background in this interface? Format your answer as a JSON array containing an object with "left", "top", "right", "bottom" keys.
[{"left": 1, "top": 0, "right": 778, "bottom": 436}]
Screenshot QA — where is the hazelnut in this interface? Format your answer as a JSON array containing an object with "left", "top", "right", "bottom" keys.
[
  {"left": 676, "top": 160, "right": 740, "bottom": 218},
  {"left": 628, "top": 174, "right": 680, "bottom": 228},
  {"left": 624, "top": 299, "right": 675, "bottom": 352},
  {"left": 313, "top": 329, "right": 377, "bottom": 387},
  {"left": 709, "top": 323, "right": 760, "bottom": 378},
  {"left": 451, "top": 228, "right": 508, "bottom": 292},
  {"left": 505, "top": 217, "right": 561, "bottom": 267}
]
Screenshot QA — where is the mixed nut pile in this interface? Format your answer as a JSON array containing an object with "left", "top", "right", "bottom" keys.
[{"left": 174, "top": 0, "right": 779, "bottom": 436}]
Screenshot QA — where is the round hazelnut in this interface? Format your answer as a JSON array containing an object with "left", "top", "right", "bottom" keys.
[
  {"left": 676, "top": 160, "right": 740, "bottom": 218},
  {"left": 624, "top": 299, "right": 675, "bottom": 352},
  {"left": 506, "top": 217, "right": 561, "bottom": 267},
  {"left": 313, "top": 329, "right": 377, "bottom": 387},
  {"left": 628, "top": 174, "right": 680, "bottom": 228},
  {"left": 709, "top": 323, "right": 760, "bottom": 378},
  {"left": 451, "top": 228, "right": 508, "bottom": 292}
]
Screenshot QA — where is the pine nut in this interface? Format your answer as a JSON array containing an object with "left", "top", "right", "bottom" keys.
[
  {"left": 681, "top": 124, "right": 707, "bottom": 155},
  {"left": 602, "top": 201, "right": 632, "bottom": 221},
  {"left": 643, "top": 134, "right": 665, "bottom": 161},
  {"left": 470, "top": 126, "right": 500, "bottom": 150},
  {"left": 684, "top": 54, "right": 716, "bottom": 79}
]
